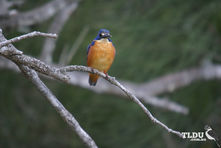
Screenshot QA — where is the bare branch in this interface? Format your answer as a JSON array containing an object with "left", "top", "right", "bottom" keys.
[
  {"left": 0, "top": 31, "right": 68, "bottom": 82},
  {"left": 0, "top": 29, "right": 188, "bottom": 114},
  {"left": 11, "top": 54, "right": 70, "bottom": 82},
  {"left": 0, "top": 0, "right": 78, "bottom": 29},
  {"left": 1, "top": 52, "right": 188, "bottom": 114},
  {"left": 0, "top": 31, "right": 57, "bottom": 48},
  {"left": 1, "top": 53, "right": 187, "bottom": 132},
  {"left": 0, "top": 30, "right": 184, "bottom": 139},
  {"left": 59, "top": 66, "right": 184, "bottom": 138},
  {"left": 136, "top": 64, "right": 221, "bottom": 96},
  {"left": 0, "top": 29, "right": 98, "bottom": 148},
  {"left": 59, "top": 26, "right": 89, "bottom": 65},
  {"left": 0, "top": 54, "right": 188, "bottom": 114},
  {"left": 65, "top": 26, "right": 89, "bottom": 64},
  {"left": 41, "top": 1, "right": 79, "bottom": 62},
  {"left": 59, "top": 44, "right": 70, "bottom": 65},
  {"left": 65, "top": 72, "right": 189, "bottom": 114},
  {"left": 19, "top": 65, "right": 98, "bottom": 148},
  {"left": 0, "top": 30, "right": 188, "bottom": 114}
]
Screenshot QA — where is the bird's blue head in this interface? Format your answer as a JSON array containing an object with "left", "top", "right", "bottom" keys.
[{"left": 95, "top": 29, "right": 112, "bottom": 40}]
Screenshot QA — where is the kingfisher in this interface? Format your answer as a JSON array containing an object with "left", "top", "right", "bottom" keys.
[{"left": 87, "top": 29, "right": 116, "bottom": 86}]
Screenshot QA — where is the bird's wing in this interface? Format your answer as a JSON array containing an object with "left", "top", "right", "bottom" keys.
[{"left": 87, "top": 40, "right": 95, "bottom": 56}]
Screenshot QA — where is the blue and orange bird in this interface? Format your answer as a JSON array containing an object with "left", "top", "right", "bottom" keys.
[{"left": 87, "top": 29, "right": 116, "bottom": 86}]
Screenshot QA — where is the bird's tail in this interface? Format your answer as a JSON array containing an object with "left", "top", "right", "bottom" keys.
[{"left": 89, "top": 74, "right": 99, "bottom": 86}]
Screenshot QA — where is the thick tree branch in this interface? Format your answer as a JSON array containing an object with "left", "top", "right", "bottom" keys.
[
  {"left": 136, "top": 64, "right": 221, "bottom": 96},
  {"left": 0, "top": 30, "right": 97, "bottom": 148},
  {"left": 0, "top": 29, "right": 188, "bottom": 114},
  {"left": 0, "top": 30, "right": 184, "bottom": 139},
  {"left": 0, "top": 55, "right": 188, "bottom": 114},
  {"left": 65, "top": 72, "right": 189, "bottom": 114},
  {"left": 60, "top": 66, "right": 184, "bottom": 138},
  {"left": 19, "top": 65, "right": 98, "bottom": 148}
]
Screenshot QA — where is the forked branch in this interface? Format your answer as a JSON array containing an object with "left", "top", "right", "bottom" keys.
[
  {"left": 0, "top": 30, "right": 184, "bottom": 148},
  {"left": 60, "top": 66, "right": 184, "bottom": 138}
]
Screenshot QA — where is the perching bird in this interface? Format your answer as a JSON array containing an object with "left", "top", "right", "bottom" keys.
[
  {"left": 205, "top": 125, "right": 221, "bottom": 148},
  {"left": 87, "top": 29, "right": 115, "bottom": 86}
]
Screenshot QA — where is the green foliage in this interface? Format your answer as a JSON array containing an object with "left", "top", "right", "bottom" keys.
[{"left": 1, "top": 0, "right": 221, "bottom": 147}]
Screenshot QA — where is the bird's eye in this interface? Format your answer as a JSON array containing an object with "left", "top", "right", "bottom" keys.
[{"left": 100, "top": 32, "right": 105, "bottom": 36}]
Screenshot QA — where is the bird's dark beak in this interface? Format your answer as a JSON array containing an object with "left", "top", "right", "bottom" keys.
[{"left": 103, "top": 33, "right": 112, "bottom": 38}]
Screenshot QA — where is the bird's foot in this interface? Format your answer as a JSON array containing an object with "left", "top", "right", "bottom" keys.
[{"left": 104, "top": 73, "right": 109, "bottom": 80}]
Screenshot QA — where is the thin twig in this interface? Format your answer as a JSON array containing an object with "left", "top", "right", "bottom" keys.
[
  {"left": 59, "top": 44, "right": 70, "bottom": 65},
  {"left": 41, "top": 2, "right": 78, "bottom": 62},
  {"left": 19, "top": 65, "right": 98, "bottom": 148},
  {"left": 0, "top": 31, "right": 57, "bottom": 48},
  {"left": 59, "top": 65, "right": 184, "bottom": 138},
  {"left": 65, "top": 26, "right": 89, "bottom": 64}
]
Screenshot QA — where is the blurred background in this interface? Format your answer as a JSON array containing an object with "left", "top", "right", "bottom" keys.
[{"left": 0, "top": 0, "right": 221, "bottom": 147}]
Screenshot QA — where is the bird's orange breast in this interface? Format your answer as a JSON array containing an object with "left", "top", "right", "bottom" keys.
[{"left": 87, "top": 39, "right": 115, "bottom": 73}]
